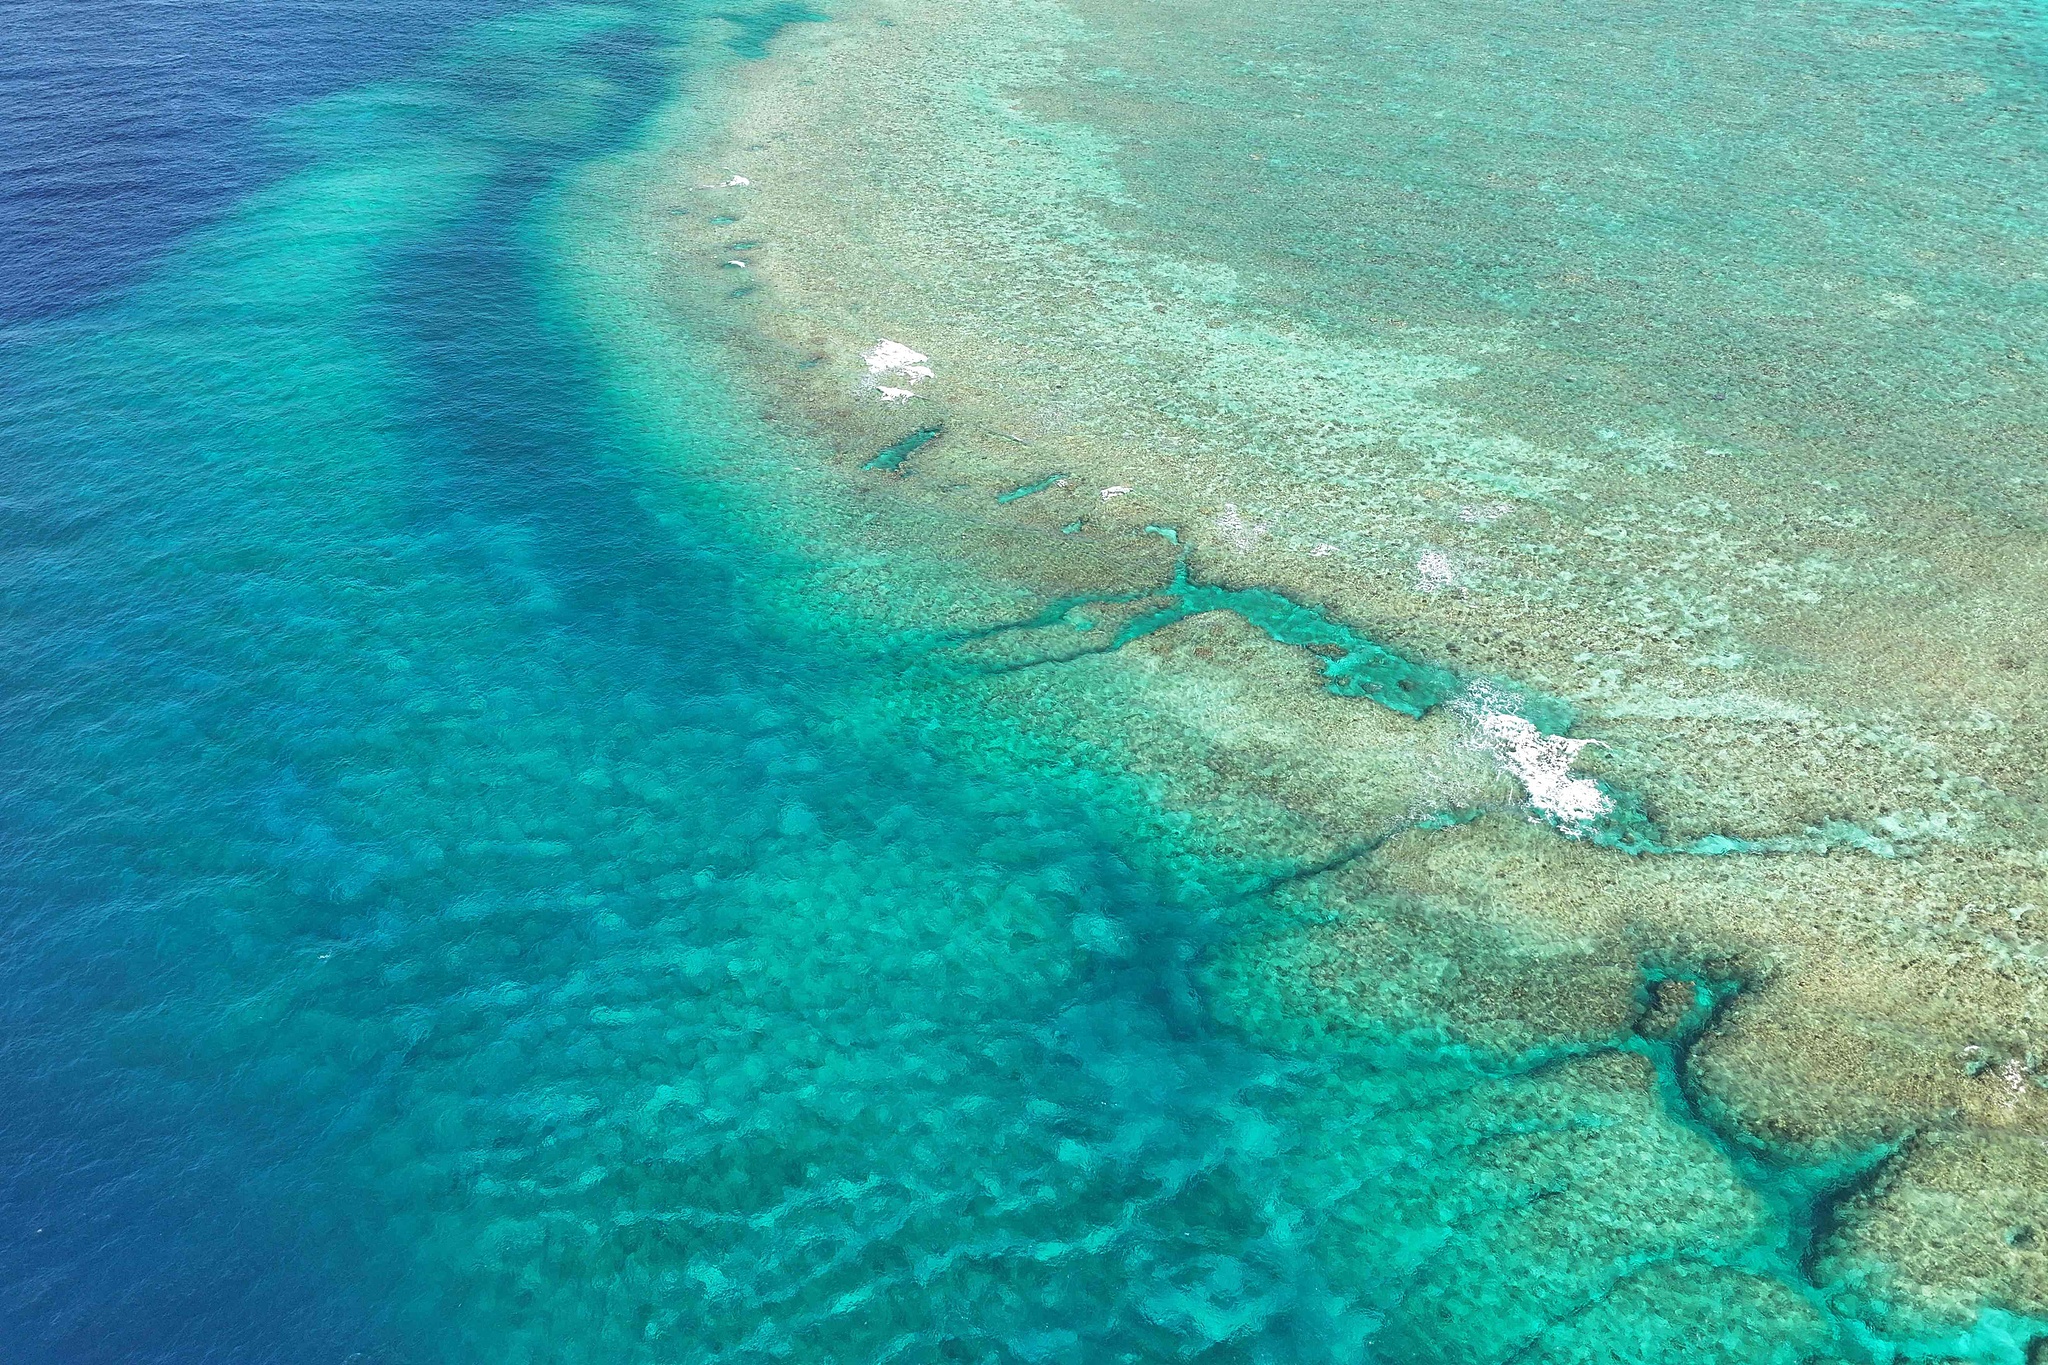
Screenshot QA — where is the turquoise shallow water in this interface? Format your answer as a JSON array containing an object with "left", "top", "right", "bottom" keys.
[
  {"left": 0, "top": 6, "right": 1356, "bottom": 1359},
  {"left": 5, "top": 3, "right": 2044, "bottom": 1362}
]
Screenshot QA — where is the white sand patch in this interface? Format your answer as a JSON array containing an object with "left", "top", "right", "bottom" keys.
[
  {"left": 1416, "top": 550, "right": 1459, "bottom": 592},
  {"left": 1215, "top": 503, "right": 1267, "bottom": 553}
]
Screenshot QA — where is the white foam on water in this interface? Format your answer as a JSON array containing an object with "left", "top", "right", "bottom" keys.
[
  {"left": 861, "top": 340, "right": 935, "bottom": 402},
  {"left": 1455, "top": 685, "right": 1612, "bottom": 831},
  {"left": 863, "top": 340, "right": 932, "bottom": 379}
]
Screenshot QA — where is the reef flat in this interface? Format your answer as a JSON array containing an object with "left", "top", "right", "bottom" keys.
[{"left": 600, "top": 0, "right": 2048, "bottom": 1353}]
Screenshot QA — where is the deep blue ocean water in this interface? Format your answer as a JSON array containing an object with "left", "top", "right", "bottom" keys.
[
  {"left": 0, "top": 0, "right": 525, "bottom": 320},
  {"left": 0, "top": 6, "right": 641, "bottom": 1357}
]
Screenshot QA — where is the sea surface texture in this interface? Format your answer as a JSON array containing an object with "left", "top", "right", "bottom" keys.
[{"left": 3, "top": 1, "right": 2046, "bottom": 1363}]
